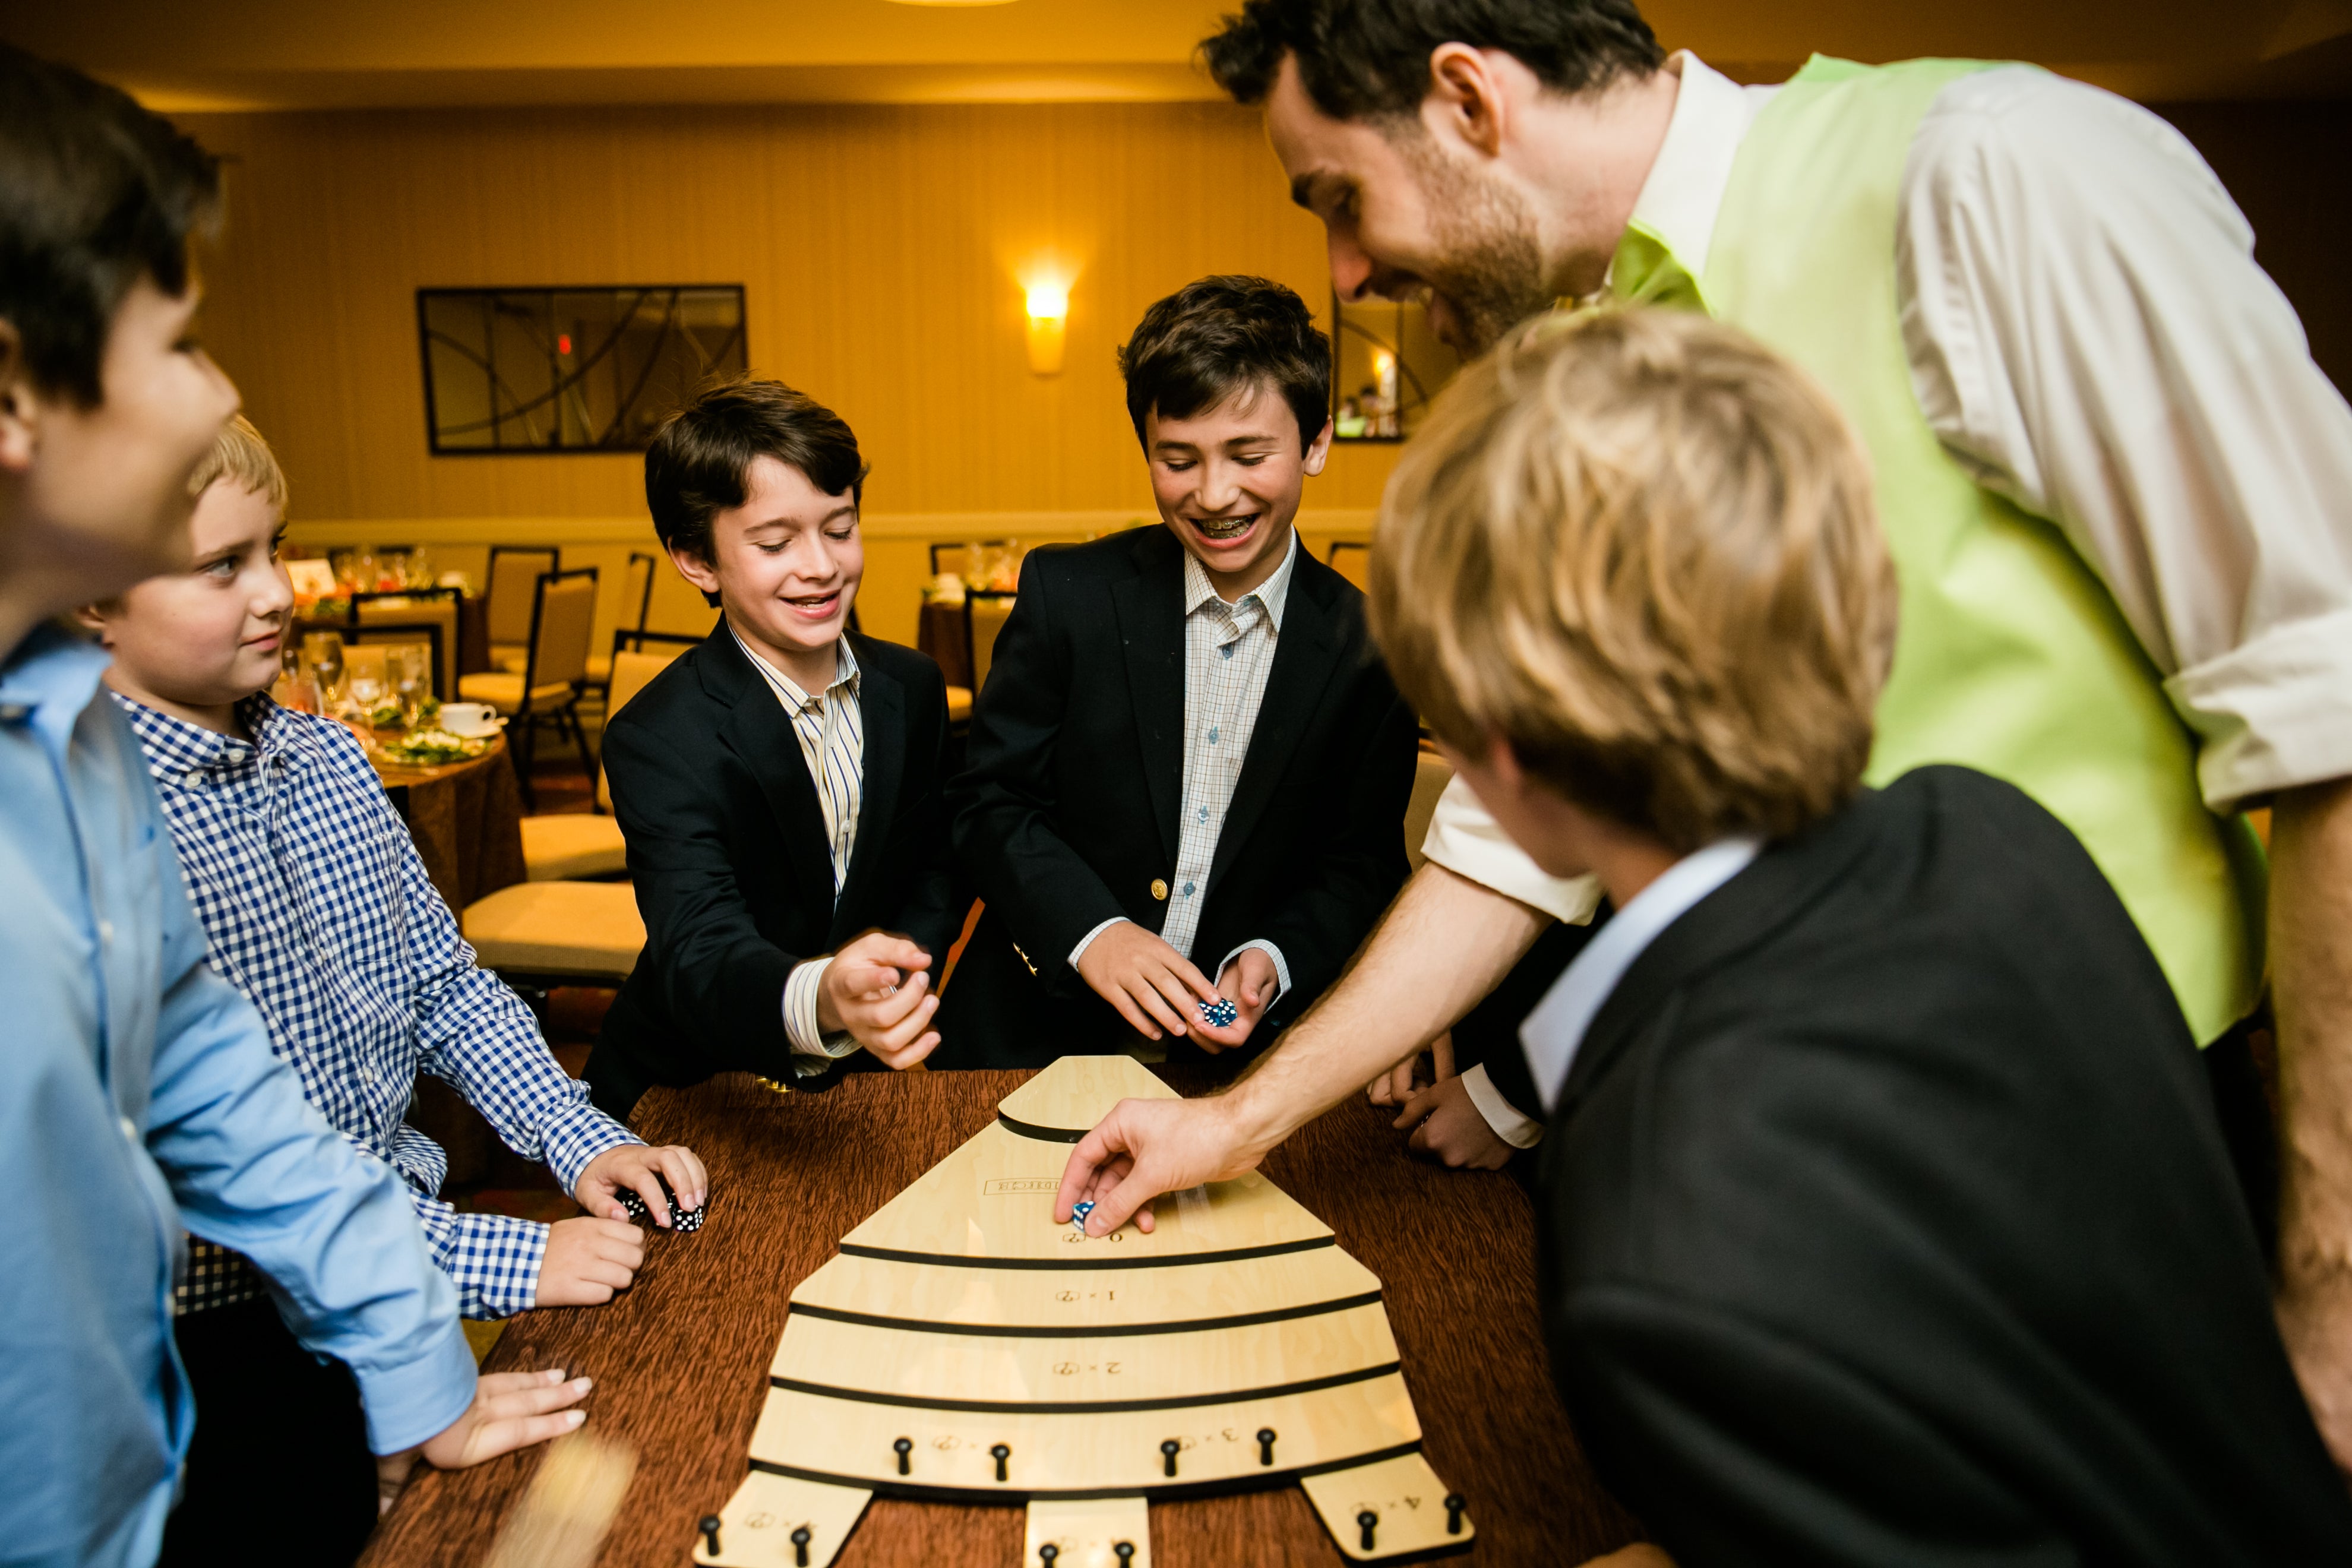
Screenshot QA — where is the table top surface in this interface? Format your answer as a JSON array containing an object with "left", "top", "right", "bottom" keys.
[
  {"left": 362, "top": 725, "right": 508, "bottom": 787},
  {"left": 360, "top": 1068, "right": 1641, "bottom": 1567}
]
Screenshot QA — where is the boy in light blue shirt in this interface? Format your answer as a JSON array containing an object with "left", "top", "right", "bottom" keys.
[{"left": 0, "top": 45, "right": 587, "bottom": 1566}]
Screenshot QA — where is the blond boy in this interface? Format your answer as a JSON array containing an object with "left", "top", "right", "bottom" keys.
[
  {"left": 1069, "top": 309, "right": 2352, "bottom": 1561},
  {"left": 84, "top": 418, "right": 703, "bottom": 1554}
]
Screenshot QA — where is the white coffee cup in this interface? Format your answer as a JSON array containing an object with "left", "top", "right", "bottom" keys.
[{"left": 438, "top": 701, "right": 499, "bottom": 737}]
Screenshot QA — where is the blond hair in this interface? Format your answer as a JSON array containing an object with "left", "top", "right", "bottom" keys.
[
  {"left": 187, "top": 413, "right": 288, "bottom": 513},
  {"left": 1369, "top": 308, "right": 1898, "bottom": 853}
]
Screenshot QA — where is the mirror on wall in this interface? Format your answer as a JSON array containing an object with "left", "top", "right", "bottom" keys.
[
  {"left": 418, "top": 284, "right": 747, "bottom": 454},
  {"left": 1329, "top": 293, "right": 1463, "bottom": 442}
]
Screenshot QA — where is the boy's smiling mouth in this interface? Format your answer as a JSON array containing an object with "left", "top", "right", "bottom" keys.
[
  {"left": 783, "top": 589, "right": 841, "bottom": 619},
  {"left": 1191, "top": 513, "right": 1259, "bottom": 543}
]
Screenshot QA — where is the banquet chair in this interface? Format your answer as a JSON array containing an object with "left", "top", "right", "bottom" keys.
[
  {"left": 1403, "top": 746, "right": 1453, "bottom": 874},
  {"left": 517, "top": 646, "right": 681, "bottom": 881},
  {"left": 460, "top": 880, "right": 644, "bottom": 991},
  {"left": 353, "top": 586, "right": 459, "bottom": 698},
  {"left": 457, "top": 565, "right": 598, "bottom": 810},
  {"left": 483, "top": 544, "right": 559, "bottom": 675},
  {"left": 1326, "top": 539, "right": 1373, "bottom": 592},
  {"left": 965, "top": 589, "right": 1017, "bottom": 695},
  {"left": 583, "top": 551, "right": 657, "bottom": 701}
]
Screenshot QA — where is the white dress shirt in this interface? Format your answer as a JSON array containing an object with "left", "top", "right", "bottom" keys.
[
  {"left": 1068, "top": 530, "right": 1300, "bottom": 1004},
  {"left": 1518, "top": 837, "right": 1763, "bottom": 1115},
  {"left": 730, "top": 625, "right": 868, "bottom": 1067},
  {"left": 1449, "top": 52, "right": 2352, "bottom": 1142}
]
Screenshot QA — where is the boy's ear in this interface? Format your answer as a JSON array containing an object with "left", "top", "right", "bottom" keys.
[
  {"left": 1303, "top": 416, "right": 1334, "bottom": 478},
  {"left": 665, "top": 540, "right": 722, "bottom": 600},
  {"left": 0, "top": 320, "right": 40, "bottom": 479},
  {"left": 72, "top": 600, "right": 116, "bottom": 643}
]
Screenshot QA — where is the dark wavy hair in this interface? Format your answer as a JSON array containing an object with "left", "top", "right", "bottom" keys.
[
  {"left": 1117, "top": 275, "right": 1331, "bottom": 453},
  {"left": 0, "top": 45, "right": 222, "bottom": 406},
  {"left": 644, "top": 375, "right": 868, "bottom": 599},
  {"left": 1200, "top": 0, "right": 1664, "bottom": 119}
]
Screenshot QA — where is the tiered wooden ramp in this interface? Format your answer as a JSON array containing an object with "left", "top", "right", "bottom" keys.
[{"left": 694, "top": 1057, "right": 1474, "bottom": 1566}]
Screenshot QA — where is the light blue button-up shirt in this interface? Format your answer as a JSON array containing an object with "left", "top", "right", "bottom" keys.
[{"left": 0, "top": 625, "right": 476, "bottom": 1567}]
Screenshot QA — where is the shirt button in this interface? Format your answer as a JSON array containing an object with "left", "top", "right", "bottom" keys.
[
  {"left": 1182, "top": 881, "right": 1196, "bottom": 897},
  {"left": 1150, "top": 878, "right": 1168, "bottom": 900},
  {"left": 1219, "top": 645, "right": 1234, "bottom": 661},
  {"left": 1207, "top": 726, "right": 1219, "bottom": 744},
  {"left": 97, "top": 919, "right": 115, "bottom": 946},
  {"left": 119, "top": 1115, "right": 139, "bottom": 1142}
]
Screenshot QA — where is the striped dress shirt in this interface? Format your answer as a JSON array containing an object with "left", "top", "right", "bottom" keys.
[
  {"left": 728, "top": 626, "right": 868, "bottom": 1063},
  {"left": 1068, "top": 530, "right": 1296, "bottom": 999},
  {"left": 116, "top": 692, "right": 637, "bottom": 1317}
]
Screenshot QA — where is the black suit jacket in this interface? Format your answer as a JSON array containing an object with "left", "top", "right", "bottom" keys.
[
  {"left": 937, "top": 527, "right": 1417, "bottom": 1068},
  {"left": 584, "top": 625, "right": 963, "bottom": 1118},
  {"left": 1541, "top": 767, "right": 2352, "bottom": 1564}
]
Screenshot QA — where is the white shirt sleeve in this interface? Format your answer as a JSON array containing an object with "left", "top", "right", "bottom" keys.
[
  {"left": 1419, "top": 776, "right": 1607, "bottom": 925},
  {"left": 1461, "top": 1062, "right": 1545, "bottom": 1149},
  {"left": 1900, "top": 66, "right": 2352, "bottom": 810},
  {"left": 782, "top": 956, "right": 860, "bottom": 1074}
]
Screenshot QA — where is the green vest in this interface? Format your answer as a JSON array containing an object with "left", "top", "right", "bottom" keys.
[{"left": 1608, "top": 56, "right": 2265, "bottom": 1043}]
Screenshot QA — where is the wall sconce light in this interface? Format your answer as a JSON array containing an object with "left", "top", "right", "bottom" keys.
[{"left": 1025, "top": 281, "right": 1068, "bottom": 376}]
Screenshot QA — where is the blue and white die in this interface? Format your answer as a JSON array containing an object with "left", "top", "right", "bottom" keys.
[{"left": 1198, "top": 996, "right": 1240, "bottom": 1029}]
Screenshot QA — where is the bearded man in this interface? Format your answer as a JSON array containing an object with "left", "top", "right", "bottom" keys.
[{"left": 1055, "top": 0, "right": 2352, "bottom": 1482}]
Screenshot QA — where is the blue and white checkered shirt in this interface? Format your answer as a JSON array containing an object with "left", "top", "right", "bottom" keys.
[{"left": 116, "top": 692, "right": 637, "bottom": 1317}]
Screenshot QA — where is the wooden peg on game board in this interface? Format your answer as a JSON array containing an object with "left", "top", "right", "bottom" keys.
[
  {"left": 1160, "top": 1439, "right": 1181, "bottom": 1477},
  {"left": 1357, "top": 1510, "right": 1379, "bottom": 1551},
  {"left": 699, "top": 1515, "right": 722, "bottom": 1555}
]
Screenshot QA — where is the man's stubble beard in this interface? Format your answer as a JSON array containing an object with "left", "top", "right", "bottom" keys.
[{"left": 1402, "top": 132, "right": 1556, "bottom": 357}]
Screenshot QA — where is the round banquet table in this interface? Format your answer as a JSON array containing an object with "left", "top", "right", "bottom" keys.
[{"left": 366, "top": 727, "right": 527, "bottom": 912}]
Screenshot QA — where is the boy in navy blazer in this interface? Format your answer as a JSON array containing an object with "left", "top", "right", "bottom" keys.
[
  {"left": 941, "top": 276, "right": 1418, "bottom": 1070},
  {"left": 587, "top": 378, "right": 963, "bottom": 1118}
]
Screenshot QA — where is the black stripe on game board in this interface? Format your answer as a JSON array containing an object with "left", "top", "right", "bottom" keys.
[
  {"left": 745, "top": 1439, "right": 1433, "bottom": 1505},
  {"left": 785, "top": 1289, "right": 1384, "bottom": 1339},
  {"left": 837, "top": 1235, "right": 1334, "bottom": 1270},
  {"left": 995, "top": 1111, "right": 1093, "bottom": 1143},
  {"left": 769, "top": 1360, "right": 1401, "bottom": 1415}
]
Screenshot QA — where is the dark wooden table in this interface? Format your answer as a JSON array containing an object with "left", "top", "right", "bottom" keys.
[
  {"left": 917, "top": 599, "right": 972, "bottom": 690},
  {"left": 362, "top": 1069, "right": 1642, "bottom": 1566}
]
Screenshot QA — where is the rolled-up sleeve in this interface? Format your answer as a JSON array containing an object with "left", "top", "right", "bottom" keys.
[
  {"left": 1421, "top": 776, "right": 1606, "bottom": 925},
  {"left": 1901, "top": 67, "right": 2352, "bottom": 810}
]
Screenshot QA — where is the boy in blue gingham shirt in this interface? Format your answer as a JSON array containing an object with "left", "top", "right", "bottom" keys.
[{"left": 84, "top": 418, "right": 708, "bottom": 1329}]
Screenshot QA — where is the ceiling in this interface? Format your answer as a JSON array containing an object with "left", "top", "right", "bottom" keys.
[{"left": 10, "top": 0, "right": 2352, "bottom": 110}]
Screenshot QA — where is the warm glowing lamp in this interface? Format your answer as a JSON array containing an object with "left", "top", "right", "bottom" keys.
[{"left": 1025, "top": 281, "right": 1069, "bottom": 376}]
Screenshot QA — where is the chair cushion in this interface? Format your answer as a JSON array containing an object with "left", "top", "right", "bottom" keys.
[
  {"left": 491, "top": 643, "right": 530, "bottom": 675},
  {"left": 584, "top": 652, "right": 613, "bottom": 685},
  {"left": 946, "top": 685, "right": 973, "bottom": 724},
  {"left": 461, "top": 881, "right": 643, "bottom": 978},
  {"left": 456, "top": 671, "right": 574, "bottom": 714},
  {"left": 520, "top": 814, "right": 627, "bottom": 881}
]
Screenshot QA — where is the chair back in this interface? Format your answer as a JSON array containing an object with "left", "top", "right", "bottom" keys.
[
  {"left": 928, "top": 542, "right": 966, "bottom": 578},
  {"left": 486, "top": 546, "right": 559, "bottom": 647},
  {"left": 1403, "top": 747, "right": 1453, "bottom": 873},
  {"left": 355, "top": 587, "right": 459, "bottom": 697},
  {"left": 622, "top": 552, "right": 657, "bottom": 637},
  {"left": 524, "top": 568, "right": 599, "bottom": 692},
  {"left": 1326, "top": 540, "right": 1373, "bottom": 592},
  {"left": 597, "top": 646, "right": 686, "bottom": 811},
  {"left": 966, "top": 590, "right": 1017, "bottom": 693}
]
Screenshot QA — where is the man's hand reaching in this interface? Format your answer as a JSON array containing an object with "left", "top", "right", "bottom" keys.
[
  {"left": 818, "top": 931, "right": 940, "bottom": 1068},
  {"left": 374, "top": 1366, "right": 593, "bottom": 1513},
  {"left": 1055, "top": 1095, "right": 1275, "bottom": 1237}
]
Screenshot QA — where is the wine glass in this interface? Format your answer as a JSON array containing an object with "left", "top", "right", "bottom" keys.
[
  {"left": 301, "top": 631, "right": 345, "bottom": 707},
  {"left": 389, "top": 645, "right": 429, "bottom": 729}
]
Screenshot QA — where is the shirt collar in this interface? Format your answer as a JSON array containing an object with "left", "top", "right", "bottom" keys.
[
  {"left": 729, "top": 621, "right": 860, "bottom": 710},
  {"left": 110, "top": 689, "right": 295, "bottom": 783},
  {"left": 0, "top": 622, "right": 116, "bottom": 760},
  {"left": 1613, "top": 53, "right": 1779, "bottom": 290},
  {"left": 1518, "top": 833, "right": 1765, "bottom": 1114},
  {"left": 1183, "top": 526, "right": 1301, "bottom": 631}
]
